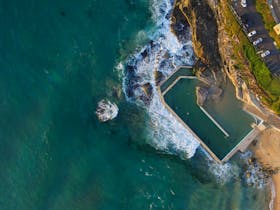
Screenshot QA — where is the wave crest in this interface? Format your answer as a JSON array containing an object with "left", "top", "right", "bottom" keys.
[{"left": 122, "top": 0, "right": 198, "bottom": 158}]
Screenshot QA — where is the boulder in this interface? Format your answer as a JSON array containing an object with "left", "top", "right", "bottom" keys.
[
  {"left": 154, "top": 71, "right": 165, "bottom": 85},
  {"left": 141, "top": 83, "right": 153, "bottom": 98},
  {"left": 196, "top": 86, "right": 208, "bottom": 106}
]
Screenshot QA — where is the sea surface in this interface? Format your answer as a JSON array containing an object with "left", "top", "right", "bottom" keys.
[{"left": 0, "top": 0, "right": 272, "bottom": 209}]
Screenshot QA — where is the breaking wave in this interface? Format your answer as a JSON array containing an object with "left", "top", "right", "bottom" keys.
[
  {"left": 119, "top": 0, "right": 258, "bottom": 185},
  {"left": 117, "top": 0, "right": 275, "bottom": 192},
  {"left": 239, "top": 151, "right": 270, "bottom": 189},
  {"left": 121, "top": 0, "right": 199, "bottom": 159}
]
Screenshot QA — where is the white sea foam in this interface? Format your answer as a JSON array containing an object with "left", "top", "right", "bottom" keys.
[
  {"left": 95, "top": 99, "right": 119, "bottom": 122},
  {"left": 121, "top": 0, "right": 242, "bottom": 184},
  {"left": 122, "top": 0, "right": 198, "bottom": 158},
  {"left": 208, "top": 161, "right": 240, "bottom": 184},
  {"left": 269, "top": 181, "right": 276, "bottom": 210},
  {"left": 239, "top": 151, "right": 269, "bottom": 189}
]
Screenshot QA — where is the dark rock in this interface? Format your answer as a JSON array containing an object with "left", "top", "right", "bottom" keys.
[
  {"left": 141, "top": 49, "right": 148, "bottom": 59},
  {"left": 196, "top": 86, "right": 208, "bottom": 106},
  {"left": 126, "top": 64, "right": 135, "bottom": 74},
  {"left": 171, "top": 6, "right": 190, "bottom": 42},
  {"left": 141, "top": 83, "right": 153, "bottom": 99},
  {"left": 172, "top": 0, "right": 222, "bottom": 74},
  {"left": 207, "top": 86, "right": 223, "bottom": 101},
  {"left": 154, "top": 71, "right": 165, "bottom": 86}
]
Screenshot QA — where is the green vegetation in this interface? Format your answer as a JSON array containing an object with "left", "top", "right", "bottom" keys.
[
  {"left": 244, "top": 44, "right": 280, "bottom": 108},
  {"left": 254, "top": 0, "right": 280, "bottom": 48},
  {"left": 222, "top": 2, "right": 280, "bottom": 113}
]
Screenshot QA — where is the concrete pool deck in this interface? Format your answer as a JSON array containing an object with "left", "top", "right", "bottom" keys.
[{"left": 158, "top": 67, "right": 265, "bottom": 163}]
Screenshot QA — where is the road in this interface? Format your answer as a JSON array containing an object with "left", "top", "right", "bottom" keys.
[
  {"left": 270, "top": 0, "right": 280, "bottom": 23},
  {"left": 231, "top": 0, "right": 280, "bottom": 77}
]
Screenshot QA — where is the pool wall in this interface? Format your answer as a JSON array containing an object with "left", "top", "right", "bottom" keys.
[{"left": 158, "top": 67, "right": 266, "bottom": 163}]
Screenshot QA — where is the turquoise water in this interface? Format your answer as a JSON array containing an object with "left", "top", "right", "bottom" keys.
[
  {"left": 0, "top": 0, "right": 271, "bottom": 209},
  {"left": 160, "top": 67, "right": 194, "bottom": 92},
  {"left": 164, "top": 78, "right": 254, "bottom": 159}
]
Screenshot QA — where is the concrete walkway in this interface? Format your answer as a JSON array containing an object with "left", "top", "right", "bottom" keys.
[
  {"left": 199, "top": 106, "right": 230, "bottom": 137},
  {"left": 157, "top": 86, "right": 223, "bottom": 163},
  {"left": 158, "top": 67, "right": 265, "bottom": 163},
  {"left": 162, "top": 76, "right": 197, "bottom": 96},
  {"left": 222, "top": 122, "right": 266, "bottom": 162}
]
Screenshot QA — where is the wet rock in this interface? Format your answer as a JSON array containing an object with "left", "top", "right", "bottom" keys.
[
  {"left": 138, "top": 83, "right": 153, "bottom": 106},
  {"left": 154, "top": 71, "right": 165, "bottom": 85},
  {"left": 246, "top": 172, "right": 251, "bottom": 179},
  {"left": 171, "top": 6, "right": 190, "bottom": 42},
  {"left": 207, "top": 86, "right": 223, "bottom": 101},
  {"left": 173, "top": 0, "right": 222, "bottom": 73},
  {"left": 95, "top": 99, "right": 119, "bottom": 122},
  {"left": 196, "top": 86, "right": 208, "bottom": 106},
  {"left": 141, "top": 83, "right": 153, "bottom": 98},
  {"left": 126, "top": 64, "right": 135, "bottom": 74},
  {"left": 149, "top": 40, "right": 155, "bottom": 47},
  {"left": 141, "top": 49, "right": 148, "bottom": 59}
]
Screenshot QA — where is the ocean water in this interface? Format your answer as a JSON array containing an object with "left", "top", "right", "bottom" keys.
[{"left": 0, "top": 0, "right": 271, "bottom": 209}]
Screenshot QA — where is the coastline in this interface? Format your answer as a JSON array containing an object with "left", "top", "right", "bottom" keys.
[
  {"left": 251, "top": 128, "right": 280, "bottom": 210},
  {"left": 273, "top": 175, "right": 280, "bottom": 210}
]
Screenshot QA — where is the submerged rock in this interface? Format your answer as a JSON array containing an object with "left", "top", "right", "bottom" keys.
[
  {"left": 196, "top": 86, "right": 208, "bottom": 106},
  {"left": 208, "top": 86, "right": 223, "bottom": 101},
  {"left": 95, "top": 99, "right": 119, "bottom": 122},
  {"left": 196, "top": 85, "right": 223, "bottom": 106}
]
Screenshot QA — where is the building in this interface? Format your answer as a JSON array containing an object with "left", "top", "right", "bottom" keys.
[{"left": 274, "top": 23, "right": 280, "bottom": 35}]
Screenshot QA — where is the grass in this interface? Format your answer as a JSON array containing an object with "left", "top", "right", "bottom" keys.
[
  {"left": 243, "top": 44, "right": 280, "bottom": 101},
  {"left": 254, "top": 0, "right": 280, "bottom": 48},
  {"left": 223, "top": 2, "right": 280, "bottom": 113}
]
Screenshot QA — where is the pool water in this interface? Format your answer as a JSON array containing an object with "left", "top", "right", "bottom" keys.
[{"left": 164, "top": 78, "right": 255, "bottom": 159}]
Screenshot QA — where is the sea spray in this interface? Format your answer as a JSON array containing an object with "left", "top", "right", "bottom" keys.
[
  {"left": 197, "top": 147, "right": 240, "bottom": 184},
  {"left": 269, "top": 180, "right": 276, "bottom": 210},
  {"left": 121, "top": 0, "right": 240, "bottom": 183},
  {"left": 96, "top": 99, "right": 119, "bottom": 122},
  {"left": 122, "top": 0, "right": 198, "bottom": 158},
  {"left": 239, "top": 151, "right": 269, "bottom": 188}
]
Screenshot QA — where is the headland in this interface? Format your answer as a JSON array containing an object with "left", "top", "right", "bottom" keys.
[{"left": 169, "top": 0, "right": 280, "bottom": 209}]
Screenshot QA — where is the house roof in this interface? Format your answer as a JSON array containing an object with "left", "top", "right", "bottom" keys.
[{"left": 274, "top": 23, "right": 280, "bottom": 35}]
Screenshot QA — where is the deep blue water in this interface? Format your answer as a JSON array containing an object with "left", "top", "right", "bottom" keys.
[{"left": 0, "top": 0, "right": 271, "bottom": 209}]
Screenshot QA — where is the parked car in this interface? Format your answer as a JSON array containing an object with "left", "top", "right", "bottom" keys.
[
  {"left": 261, "top": 50, "right": 270, "bottom": 58},
  {"left": 253, "top": 37, "right": 263, "bottom": 46},
  {"left": 241, "top": 0, "right": 247, "bottom": 7},
  {"left": 248, "top": 30, "right": 256, "bottom": 37}
]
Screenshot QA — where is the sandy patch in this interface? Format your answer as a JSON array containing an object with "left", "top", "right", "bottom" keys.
[{"left": 252, "top": 128, "right": 280, "bottom": 210}]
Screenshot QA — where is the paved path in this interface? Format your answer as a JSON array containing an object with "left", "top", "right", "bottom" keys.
[
  {"left": 222, "top": 122, "right": 265, "bottom": 162},
  {"left": 158, "top": 65, "right": 193, "bottom": 87},
  {"left": 199, "top": 106, "right": 230, "bottom": 137},
  {"left": 159, "top": 73, "right": 265, "bottom": 163},
  {"left": 157, "top": 85, "right": 223, "bottom": 163},
  {"left": 270, "top": 0, "right": 280, "bottom": 23},
  {"left": 162, "top": 76, "right": 197, "bottom": 96}
]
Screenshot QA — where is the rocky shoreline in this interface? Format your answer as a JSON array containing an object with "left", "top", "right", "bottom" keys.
[
  {"left": 171, "top": 0, "right": 280, "bottom": 209},
  {"left": 171, "top": 0, "right": 274, "bottom": 113},
  {"left": 172, "top": 0, "right": 225, "bottom": 106}
]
